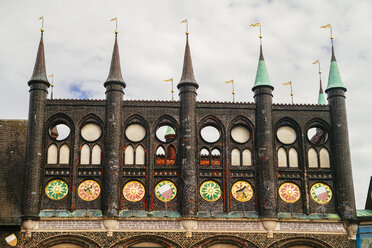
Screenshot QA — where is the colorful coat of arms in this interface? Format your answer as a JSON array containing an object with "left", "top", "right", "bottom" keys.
[
  {"left": 279, "top": 182, "right": 301, "bottom": 203},
  {"left": 310, "top": 182, "right": 332, "bottom": 204},
  {"left": 231, "top": 181, "right": 253, "bottom": 202},
  {"left": 45, "top": 179, "right": 68, "bottom": 200},
  {"left": 78, "top": 180, "right": 101, "bottom": 201},
  {"left": 155, "top": 180, "right": 177, "bottom": 202},
  {"left": 200, "top": 180, "right": 221, "bottom": 202},
  {"left": 123, "top": 181, "right": 145, "bottom": 202}
]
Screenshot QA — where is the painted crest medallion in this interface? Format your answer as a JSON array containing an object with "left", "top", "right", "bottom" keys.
[
  {"left": 45, "top": 179, "right": 68, "bottom": 200},
  {"left": 78, "top": 180, "right": 101, "bottom": 201},
  {"left": 310, "top": 182, "right": 332, "bottom": 204},
  {"left": 123, "top": 181, "right": 145, "bottom": 202},
  {"left": 231, "top": 181, "right": 253, "bottom": 202},
  {"left": 200, "top": 180, "right": 221, "bottom": 202},
  {"left": 279, "top": 182, "right": 301, "bottom": 203},
  {"left": 155, "top": 180, "right": 177, "bottom": 202}
]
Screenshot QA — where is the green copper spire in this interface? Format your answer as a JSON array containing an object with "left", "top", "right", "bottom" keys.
[
  {"left": 318, "top": 92, "right": 326, "bottom": 105},
  {"left": 252, "top": 45, "right": 272, "bottom": 90},
  {"left": 326, "top": 45, "right": 346, "bottom": 92}
]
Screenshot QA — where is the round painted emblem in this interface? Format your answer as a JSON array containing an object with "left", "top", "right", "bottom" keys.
[
  {"left": 123, "top": 181, "right": 145, "bottom": 202},
  {"left": 231, "top": 181, "right": 253, "bottom": 202},
  {"left": 200, "top": 181, "right": 222, "bottom": 202},
  {"left": 279, "top": 182, "right": 301, "bottom": 203},
  {"left": 78, "top": 180, "right": 101, "bottom": 201},
  {"left": 45, "top": 179, "right": 68, "bottom": 200},
  {"left": 310, "top": 183, "right": 332, "bottom": 204},
  {"left": 155, "top": 180, "right": 177, "bottom": 202}
]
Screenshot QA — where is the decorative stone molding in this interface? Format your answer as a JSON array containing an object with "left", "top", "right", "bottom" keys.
[
  {"left": 181, "top": 219, "right": 197, "bottom": 237},
  {"left": 22, "top": 220, "right": 38, "bottom": 238},
  {"left": 103, "top": 219, "right": 118, "bottom": 236},
  {"left": 262, "top": 219, "right": 278, "bottom": 238},
  {"left": 343, "top": 222, "right": 358, "bottom": 240}
]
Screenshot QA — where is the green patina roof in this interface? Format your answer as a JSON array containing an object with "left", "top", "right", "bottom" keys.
[
  {"left": 327, "top": 60, "right": 346, "bottom": 91},
  {"left": 165, "top": 126, "right": 175, "bottom": 135},
  {"left": 357, "top": 209, "right": 372, "bottom": 219},
  {"left": 318, "top": 93, "right": 326, "bottom": 105},
  {"left": 253, "top": 59, "right": 272, "bottom": 89}
]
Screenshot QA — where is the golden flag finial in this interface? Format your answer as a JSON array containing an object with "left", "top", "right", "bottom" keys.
[
  {"left": 224, "top": 80, "right": 235, "bottom": 102},
  {"left": 181, "top": 19, "right": 189, "bottom": 36},
  {"left": 39, "top": 16, "right": 44, "bottom": 32},
  {"left": 312, "top": 60, "right": 321, "bottom": 73},
  {"left": 250, "top": 22, "right": 262, "bottom": 40},
  {"left": 164, "top": 78, "right": 174, "bottom": 101},
  {"left": 111, "top": 17, "right": 118, "bottom": 34},
  {"left": 282, "top": 81, "right": 294, "bottom": 104},
  {"left": 48, "top": 74, "right": 55, "bottom": 99},
  {"left": 320, "top": 24, "right": 333, "bottom": 39}
]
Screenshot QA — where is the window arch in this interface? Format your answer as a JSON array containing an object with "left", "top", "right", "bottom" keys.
[
  {"left": 288, "top": 148, "right": 298, "bottom": 168},
  {"left": 242, "top": 149, "right": 252, "bottom": 166},
  {"left": 306, "top": 121, "right": 331, "bottom": 169},
  {"left": 91, "top": 145, "right": 101, "bottom": 165},
  {"left": 278, "top": 148, "right": 287, "bottom": 167},
  {"left": 135, "top": 145, "right": 145, "bottom": 165},
  {"left": 211, "top": 148, "right": 221, "bottom": 166},
  {"left": 59, "top": 144, "right": 70, "bottom": 164},
  {"left": 200, "top": 148, "right": 210, "bottom": 166},
  {"left": 308, "top": 148, "right": 318, "bottom": 168},
  {"left": 319, "top": 148, "right": 330, "bottom": 168},
  {"left": 47, "top": 144, "right": 58, "bottom": 164},
  {"left": 166, "top": 145, "right": 176, "bottom": 165},
  {"left": 231, "top": 148, "right": 240, "bottom": 166},
  {"left": 125, "top": 145, "right": 134, "bottom": 165},
  {"left": 80, "top": 144, "right": 90, "bottom": 165}
]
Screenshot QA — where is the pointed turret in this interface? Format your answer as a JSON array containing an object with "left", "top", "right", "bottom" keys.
[
  {"left": 104, "top": 34, "right": 126, "bottom": 88},
  {"left": 318, "top": 79, "right": 326, "bottom": 105},
  {"left": 28, "top": 32, "right": 50, "bottom": 86},
  {"left": 252, "top": 44, "right": 272, "bottom": 90},
  {"left": 326, "top": 44, "right": 346, "bottom": 92},
  {"left": 177, "top": 35, "right": 198, "bottom": 89}
]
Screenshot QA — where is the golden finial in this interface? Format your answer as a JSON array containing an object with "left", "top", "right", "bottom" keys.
[
  {"left": 39, "top": 16, "right": 44, "bottom": 32},
  {"left": 164, "top": 78, "right": 175, "bottom": 101},
  {"left": 111, "top": 17, "right": 118, "bottom": 34},
  {"left": 224, "top": 80, "right": 235, "bottom": 102},
  {"left": 181, "top": 19, "right": 189, "bottom": 36},
  {"left": 48, "top": 74, "right": 54, "bottom": 99},
  {"left": 250, "top": 23, "right": 262, "bottom": 44},
  {"left": 320, "top": 24, "right": 333, "bottom": 41},
  {"left": 282, "top": 81, "right": 293, "bottom": 104}
]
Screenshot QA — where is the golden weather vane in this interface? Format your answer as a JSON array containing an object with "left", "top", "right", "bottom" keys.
[
  {"left": 250, "top": 22, "right": 262, "bottom": 44},
  {"left": 181, "top": 19, "right": 189, "bottom": 36},
  {"left": 282, "top": 81, "right": 293, "bottom": 104},
  {"left": 164, "top": 78, "right": 174, "bottom": 101},
  {"left": 224, "top": 80, "right": 235, "bottom": 102},
  {"left": 39, "top": 16, "right": 44, "bottom": 32},
  {"left": 48, "top": 74, "right": 54, "bottom": 99},
  {"left": 111, "top": 17, "right": 118, "bottom": 34},
  {"left": 320, "top": 24, "right": 333, "bottom": 44}
]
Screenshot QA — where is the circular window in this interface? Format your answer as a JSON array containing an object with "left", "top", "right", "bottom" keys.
[
  {"left": 307, "top": 126, "right": 328, "bottom": 145},
  {"left": 81, "top": 123, "right": 102, "bottom": 142},
  {"left": 201, "top": 126, "right": 220, "bottom": 143},
  {"left": 125, "top": 124, "right": 146, "bottom": 142},
  {"left": 231, "top": 126, "right": 250, "bottom": 143},
  {"left": 277, "top": 126, "right": 297, "bottom": 144},
  {"left": 49, "top": 124, "right": 70, "bottom": 141},
  {"left": 156, "top": 125, "right": 176, "bottom": 143}
]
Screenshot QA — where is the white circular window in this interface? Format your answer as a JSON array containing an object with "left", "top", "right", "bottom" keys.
[
  {"left": 307, "top": 126, "right": 328, "bottom": 145},
  {"left": 49, "top": 124, "right": 70, "bottom": 141},
  {"left": 156, "top": 125, "right": 176, "bottom": 143},
  {"left": 201, "top": 126, "right": 220, "bottom": 143},
  {"left": 125, "top": 124, "right": 146, "bottom": 142},
  {"left": 277, "top": 126, "right": 296, "bottom": 144},
  {"left": 81, "top": 123, "right": 102, "bottom": 142},
  {"left": 231, "top": 126, "right": 250, "bottom": 143}
]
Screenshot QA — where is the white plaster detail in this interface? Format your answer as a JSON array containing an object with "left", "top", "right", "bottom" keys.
[
  {"left": 344, "top": 223, "right": 358, "bottom": 240},
  {"left": 125, "top": 124, "right": 146, "bottom": 142},
  {"left": 81, "top": 123, "right": 102, "bottom": 142},
  {"left": 278, "top": 148, "right": 287, "bottom": 167},
  {"left": 231, "top": 126, "right": 250, "bottom": 143},
  {"left": 262, "top": 219, "right": 278, "bottom": 238},
  {"left": 80, "top": 144, "right": 90, "bottom": 165},
  {"left": 103, "top": 219, "right": 118, "bottom": 236},
  {"left": 277, "top": 126, "right": 296, "bottom": 144},
  {"left": 320, "top": 148, "right": 330, "bottom": 168},
  {"left": 59, "top": 144, "right": 70, "bottom": 164},
  {"left": 288, "top": 148, "right": 298, "bottom": 168},
  {"left": 135, "top": 145, "right": 145, "bottom": 165},
  {"left": 308, "top": 148, "right": 318, "bottom": 168},
  {"left": 181, "top": 219, "right": 197, "bottom": 237},
  {"left": 201, "top": 126, "right": 220, "bottom": 143},
  {"left": 242, "top": 149, "right": 252, "bottom": 166},
  {"left": 22, "top": 220, "right": 38, "bottom": 237},
  {"left": 91, "top": 145, "right": 101, "bottom": 165},
  {"left": 47, "top": 144, "right": 58, "bottom": 164},
  {"left": 231, "top": 148, "right": 240, "bottom": 166},
  {"left": 125, "top": 145, "right": 134, "bottom": 164}
]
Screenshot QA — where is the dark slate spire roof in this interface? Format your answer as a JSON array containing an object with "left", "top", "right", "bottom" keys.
[
  {"left": 28, "top": 32, "right": 50, "bottom": 86},
  {"left": 104, "top": 34, "right": 126, "bottom": 88},
  {"left": 177, "top": 35, "right": 198, "bottom": 89}
]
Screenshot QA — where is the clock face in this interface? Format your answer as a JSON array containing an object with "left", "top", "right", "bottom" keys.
[
  {"left": 123, "top": 181, "right": 145, "bottom": 202},
  {"left": 310, "top": 183, "right": 332, "bottom": 204},
  {"left": 77, "top": 180, "right": 101, "bottom": 201},
  {"left": 45, "top": 179, "right": 68, "bottom": 200},
  {"left": 231, "top": 181, "right": 253, "bottom": 202},
  {"left": 200, "top": 181, "right": 222, "bottom": 202},
  {"left": 279, "top": 182, "right": 301, "bottom": 203},
  {"left": 155, "top": 180, "right": 177, "bottom": 202}
]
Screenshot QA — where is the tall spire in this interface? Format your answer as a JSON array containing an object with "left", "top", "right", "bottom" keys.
[
  {"left": 326, "top": 35, "right": 346, "bottom": 92},
  {"left": 104, "top": 33, "right": 126, "bottom": 88},
  {"left": 252, "top": 42, "right": 272, "bottom": 90},
  {"left": 28, "top": 31, "right": 49, "bottom": 86},
  {"left": 318, "top": 78, "right": 326, "bottom": 105},
  {"left": 178, "top": 34, "right": 198, "bottom": 88}
]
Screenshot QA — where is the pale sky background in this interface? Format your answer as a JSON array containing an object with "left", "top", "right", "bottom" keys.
[{"left": 1, "top": 0, "right": 371, "bottom": 209}]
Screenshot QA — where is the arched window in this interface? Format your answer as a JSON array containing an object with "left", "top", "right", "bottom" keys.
[
  {"left": 91, "top": 145, "right": 101, "bottom": 165},
  {"left": 59, "top": 144, "right": 70, "bottom": 164},
  {"left": 211, "top": 149, "right": 221, "bottom": 166},
  {"left": 231, "top": 149, "right": 240, "bottom": 166},
  {"left": 125, "top": 145, "right": 134, "bottom": 165},
  {"left": 319, "top": 148, "right": 330, "bottom": 168},
  {"left": 167, "top": 146, "right": 176, "bottom": 165},
  {"left": 200, "top": 148, "right": 210, "bottom": 166},
  {"left": 308, "top": 148, "right": 318, "bottom": 168},
  {"left": 278, "top": 148, "right": 287, "bottom": 167},
  {"left": 155, "top": 146, "right": 165, "bottom": 166},
  {"left": 242, "top": 149, "right": 252, "bottom": 166},
  {"left": 47, "top": 144, "right": 58, "bottom": 164},
  {"left": 288, "top": 148, "right": 298, "bottom": 168},
  {"left": 80, "top": 144, "right": 90, "bottom": 165},
  {"left": 135, "top": 145, "right": 145, "bottom": 165}
]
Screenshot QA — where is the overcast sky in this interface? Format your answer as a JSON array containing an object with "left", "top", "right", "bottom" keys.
[{"left": 1, "top": 0, "right": 372, "bottom": 209}]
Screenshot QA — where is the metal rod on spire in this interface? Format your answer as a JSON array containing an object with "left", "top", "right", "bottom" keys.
[
  {"left": 181, "top": 19, "right": 189, "bottom": 36},
  {"left": 282, "top": 81, "right": 293, "bottom": 104},
  {"left": 111, "top": 17, "right": 118, "bottom": 35},
  {"left": 224, "top": 80, "right": 235, "bottom": 102},
  {"left": 48, "top": 74, "right": 54, "bottom": 99},
  {"left": 39, "top": 16, "right": 44, "bottom": 32},
  {"left": 320, "top": 24, "right": 333, "bottom": 45},
  {"left": 164, "top": 78, "right": 174, "bottom": 101},
  {"left": 250, "top": 22, "right": 262, "bottom": 45}
]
